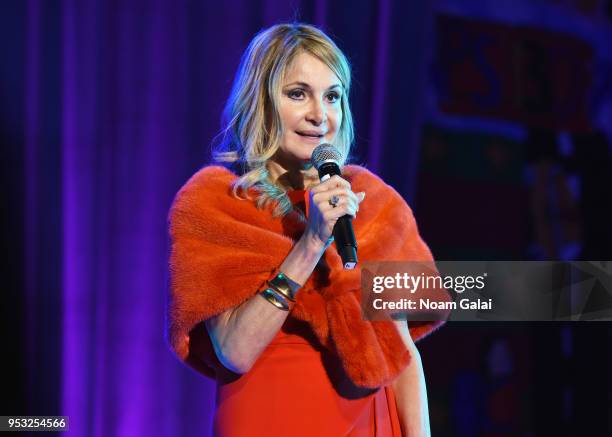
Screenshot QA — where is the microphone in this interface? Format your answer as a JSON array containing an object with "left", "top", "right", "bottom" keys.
[{"left": 311, "top": 144, "right": 358, "bottom": 269}]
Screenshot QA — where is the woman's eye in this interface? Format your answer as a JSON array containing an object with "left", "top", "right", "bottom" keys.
[
  {"left": 326, "top": 92, "right": 340, "bottom": 103},
  {"left": 287, "top": 89, "right": 340, "bottom": 103},
  {"left": 288, "top": 89, "right": 305, "bottom": 100}
]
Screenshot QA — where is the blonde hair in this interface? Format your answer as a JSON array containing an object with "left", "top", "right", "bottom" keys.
[{"left": 212, "top": 22, "right": 354, "bottom": 218}]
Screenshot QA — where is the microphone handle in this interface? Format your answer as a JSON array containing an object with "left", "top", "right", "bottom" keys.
[
  {"left": 317, "top": 162, "right": 358, "bottom": 269},
  {"left": 334, "top": 215, "right": 358, "bottom": 269}
]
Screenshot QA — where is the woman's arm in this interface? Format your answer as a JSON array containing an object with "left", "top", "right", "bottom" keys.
[
  {"left": 203, "top": 175, "right": 364, "bottom": 374},
  {"left": 391, "top": 320, "right": 431, "bottom": 437},
  {"left": 204, "top": 232, "right": 326, "bottom": 374}
]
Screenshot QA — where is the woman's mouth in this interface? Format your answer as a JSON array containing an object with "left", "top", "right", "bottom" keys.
[{"left": 296, "top": 131, "right": 325, "bottom": 142}]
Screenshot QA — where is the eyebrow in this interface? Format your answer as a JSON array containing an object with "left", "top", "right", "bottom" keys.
[{"left": 284, "top": 81, "right": 342, "bottom": 91}]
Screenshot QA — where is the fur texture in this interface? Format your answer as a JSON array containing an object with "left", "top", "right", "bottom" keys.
[{"left": 167, "top": 165, "right": 445, "bottom": 388}]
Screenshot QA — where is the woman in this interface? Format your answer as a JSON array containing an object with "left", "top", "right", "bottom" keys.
[{"left": 167, "top": 23, "right": 444, "bottom": 436}]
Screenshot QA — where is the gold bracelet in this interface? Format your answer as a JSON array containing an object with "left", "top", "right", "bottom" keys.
[
  {"left": 259, "top": 287, "right": 290, "bottom": 311},
  {"left": 268, "top": 271, "right": 299, "bottom": 302}
]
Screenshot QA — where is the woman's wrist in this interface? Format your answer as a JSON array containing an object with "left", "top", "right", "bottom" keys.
[
  {"left": 279, "top": 232, "right": 327, "bottom": 287},
  {"left": 301, "top": 229, "right": 331, "bottom": 255}
]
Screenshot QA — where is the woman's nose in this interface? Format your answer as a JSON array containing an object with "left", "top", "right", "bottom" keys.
[{"left": 306, "top": 100, "right": 326, "bottom": 125}]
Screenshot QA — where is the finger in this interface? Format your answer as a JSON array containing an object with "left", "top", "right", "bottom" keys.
[
  {"left": 314, "top": 193, "right": 357, "bottom": 216},
  {"left": 312, "top": 187, "right": 357, "bottom": 207},
  {"left": 333, "top": 192, "right": 362, "bottom": 214},
  {"left": 337, "top": 195, "right": 359, "bottom": 214},
  {"left": 332, "top": 175, "right": 351, "bottom": 189},
  {"left": 323, "top": 174, "right": 351, "bottom": 190},
  {"left": 317, "top": 199, "right": 344, "bottom": 216},
  {"left": 323, "top": 208, "right": 347, "bottom": 223},
  {"left": 324, "top": 202, "right": 356, "bottom": 221},
  {"left": 326, "top": 188, "right": 361, "bottom": 211},
  {"left": 311, "top": 175, "right": 351, "bottom": 194}
]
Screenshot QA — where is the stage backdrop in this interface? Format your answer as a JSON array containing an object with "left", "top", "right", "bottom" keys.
[{"left": 13, "top": 0, "right": 434, "bottom": 435}]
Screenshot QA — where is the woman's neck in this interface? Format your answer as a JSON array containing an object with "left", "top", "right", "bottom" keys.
[{"left": 266, "top": 158, "right": 319, "bottom": 191}]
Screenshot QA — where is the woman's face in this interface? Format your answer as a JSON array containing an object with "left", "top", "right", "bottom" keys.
[{"left": 274, "top": 52, "right": 343, "bottom": 170}]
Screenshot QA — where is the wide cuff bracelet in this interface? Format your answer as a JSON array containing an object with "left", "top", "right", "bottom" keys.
[
  {"left": 268, "top": 271, "right": 299, "bottom": 302},
  {"left": 260, "top": 287, "right": 290, "bottom": 311}
]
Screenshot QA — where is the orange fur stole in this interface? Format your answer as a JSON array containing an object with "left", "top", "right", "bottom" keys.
[{"left": 167, "top": 164, "right": 445, "bottom": 389}]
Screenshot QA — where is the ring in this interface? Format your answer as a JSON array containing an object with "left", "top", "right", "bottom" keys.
[{"left": 329, "top": 195, "right": 340, "bottom": 208}]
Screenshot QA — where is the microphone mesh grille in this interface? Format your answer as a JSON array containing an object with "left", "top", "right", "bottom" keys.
[{"left": 311, "top": 143, "right": 342, "bottom": 169}]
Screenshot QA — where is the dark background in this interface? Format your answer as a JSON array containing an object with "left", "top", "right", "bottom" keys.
[{"left": 2, "top": 0, "right": 611, "bottom": 435}]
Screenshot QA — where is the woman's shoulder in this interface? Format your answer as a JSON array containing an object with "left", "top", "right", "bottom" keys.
[
  {"left": 343, "top": 163, "right": 377, "bottom": 179},
  {"left": 343, "top": 164, "right": 395, "bottom": 196},
  {"left": 181, "top": 164, "right": 236, "bottom": 190},
  {"left": 176, "top": 164, "right": 237, "bottom": 196},
  {"left": 170, "top": 165, "right": 238, "bottom": 215}
]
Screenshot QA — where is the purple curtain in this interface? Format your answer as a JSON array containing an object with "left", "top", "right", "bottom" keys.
[{"left": 13, "top": 0, "right": 432, "bottom": 435}]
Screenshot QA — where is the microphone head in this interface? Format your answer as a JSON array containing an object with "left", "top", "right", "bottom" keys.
[{"left": 311, "top": 143, "right": 342, "bottom": 170}]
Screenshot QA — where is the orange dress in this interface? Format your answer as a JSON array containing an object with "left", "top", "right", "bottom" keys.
[
  {"left": 212, "top": 190, "right": 403, "bottom": 437},
  {"left": 214, "top": 318, "right": 402, "bottom": 437}
]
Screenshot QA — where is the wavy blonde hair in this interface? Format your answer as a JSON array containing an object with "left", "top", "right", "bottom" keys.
[{"left": 212, "top": 23, "right": 354, "bottom": 218}]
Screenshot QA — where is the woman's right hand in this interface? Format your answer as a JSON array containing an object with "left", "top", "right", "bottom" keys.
[{"left": 304, "top": 175, "right": 366, "bottom": 249}]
